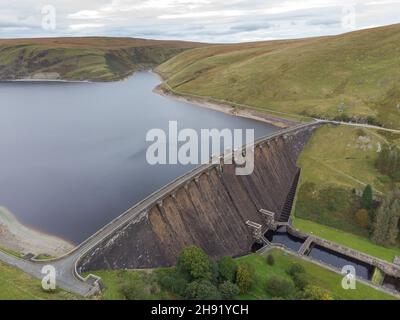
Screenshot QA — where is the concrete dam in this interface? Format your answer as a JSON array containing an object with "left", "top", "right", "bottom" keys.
[{"left": 78, "top": 123, "right": 320, "bottom": 271}]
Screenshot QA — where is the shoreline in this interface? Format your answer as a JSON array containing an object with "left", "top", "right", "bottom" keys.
[
  {"left": 0, "top": 206, "right": 75, "bottom": 257},
  {"left": 151, "top": 69, "right": 299, "bottom": 129},
  {"left": 154, "top": 84, "right": 297, "bottom": 129}
]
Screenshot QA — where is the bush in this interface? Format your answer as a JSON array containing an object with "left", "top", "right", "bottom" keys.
[
  {"left": 120, "top": 277, "right": 152, "bottom": 300},
  {"left": 219, "top": 281, "right": 240, "bottom": 300},
  {"left": 392, "top": 171, "right": 400, "bottom": 182},
  {"left": 217, "top": 256, "right": 237, "bottom": 283},
  {"left": 292, "top": 272, "right": 309, "bottom": 291},
  {"left": 266, "top": 254, "right": 275, "bottom": 266},
  {"left": 302, "top": 285, "right": 333, "bottom": 300},
  {"left": 185, "top": 279, "right": 221, "bottom": 300},
  {"left": 156, "top": 269, "right": 188, "bottom": 297},
  {"left": 236, "top": 264, "right": 253, "bottom": 294},
  {"left": 287, "top": 263, "right": 305, "bottom": 277},
  {"left": 177, "top": 246, "right": 213, "bottom": 281},
  {"left": 265, "top": 276, "right": 296, "bottom": 299},
  {"left": 354, "top": 209, "right": 370, "bottom": 229}
]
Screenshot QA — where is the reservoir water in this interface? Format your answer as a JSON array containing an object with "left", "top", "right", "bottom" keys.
[{"left": 0, "top": 71, "right": 277, "bottom": 244}]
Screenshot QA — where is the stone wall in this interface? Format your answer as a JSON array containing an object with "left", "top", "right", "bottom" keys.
[{"left": 287, "top": 226, "right": 400, "bottom": 278}]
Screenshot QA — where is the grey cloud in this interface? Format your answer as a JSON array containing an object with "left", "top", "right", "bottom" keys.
[{"left": 0, "top": 1, "right": 398, "bottom": 42}]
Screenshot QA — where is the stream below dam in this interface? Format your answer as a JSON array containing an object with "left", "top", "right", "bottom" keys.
[{"left": 0, "top": 71, "right": 278, "bottom": 244}]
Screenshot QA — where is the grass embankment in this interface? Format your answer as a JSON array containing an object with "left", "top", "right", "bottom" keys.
[
  {"left": 92, "top": 248, "right": 396, "bottom": 300},
  {"left": 236, "top": 249, "right": 396, "bottom": 300},
  {"left": 157, "top": 23, "right": 400, "bottom": 130},
  {"left": 0, "top": 37, "right": 204, "bottom": 81},
  {"left": 87, "top": 269, "right": 177, "bottom": 300},
  {"left": 293, "top": 124, "right": 400, "bottom": 261},
  {"left": 0, "top": 262, "right": 77, "bottom": 300}
]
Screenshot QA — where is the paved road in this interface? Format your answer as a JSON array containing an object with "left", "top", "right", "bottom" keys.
[{"left": 0, "top": 122, "right": 318, "bottom": 296}]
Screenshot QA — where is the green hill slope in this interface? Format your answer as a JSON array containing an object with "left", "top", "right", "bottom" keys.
[
  {"left": 157, "top": 24, "right": 400, "bottom": 130},
  {"left": 0, "top": 37, "right": 204, "bottom": 81}
]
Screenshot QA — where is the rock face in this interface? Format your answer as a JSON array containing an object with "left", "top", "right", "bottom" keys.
[{"left": 78, "top": 126, "right": 316, "bottom": 271}]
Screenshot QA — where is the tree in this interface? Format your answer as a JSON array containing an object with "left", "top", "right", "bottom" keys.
[
  {"left": 236, "top": 264, "right": 253, "bottom": 294},
  {"left": 219, "top": 281, "right": 240, "bottom": 300},
  {"left": 185, "top": 279, "right": 221, "bottom": 300},
  {"left": 302, "top": 285, "right": 333, "bottom": 300},
  {"left": 371, "top": 189, "right": 400, "bottom": 246},
  {"left": 266, "top": 254, "right": 275, "bottom": 266},
  {"left": 376, "top": 145, "right": 400, "bottom": 176},
  {"left": 355, "top": 209, "right": 370, "bottom": 229},
  {"left": 361, "top": 185, "right": 373, "bottom": 210},
  {"left": 177, "top": 246, "right": 213, "bottom": 281},
  {"left": 265, "top": 276, "right": 295, "bottom": 299},
  {"left": 217, "top": 256, "right": 237, "bottom": 283}
]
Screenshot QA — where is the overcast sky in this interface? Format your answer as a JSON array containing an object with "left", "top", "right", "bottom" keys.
[{"left": 1, "top": 0, "right": 400, "bottom": 42}]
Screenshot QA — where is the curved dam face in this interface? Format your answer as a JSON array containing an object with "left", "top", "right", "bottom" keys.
[{"left": 78, "top": 124, "right": 319, "bottom": 271}]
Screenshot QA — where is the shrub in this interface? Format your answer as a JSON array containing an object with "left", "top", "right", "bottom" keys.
[
  {"left": 217, "top": 256, "right": 237, "bottom": 283},
  {"left": 392, "top": 171, "right": 400, "bottom": 182},
  {"left": 292, "top": 272, "right": 309, "bottom": 291},
  {"left": 265, "top": 276, "right": 295, "bottom": 299},
  {"left": 367, "top": 116, "right": 380, "bottom": 126},
  {"left": 120, "top": 277, "right": 152, "bottom": 300},
  {"left": 156, "top": 269, "right": 188, "bottom": 297},
  {"left": 185, "top": 279, "right": 221, "bottom": 300},
  {"left": 177, "top": 246, "right": 213, "bottom": 281},
  {"left": 287, "top": 263, "right": 305, "bottom": 277},
  {"left": 266, "top": 254, "right": 275, "bottom": 266},
  {"left": 302, "top": 285, "right": 333, "bottom": 300},
  {"left": 219, "top": 281, "right": 240, "bottom": 300},
  {"left": 236, "top": 264, "right": 253, "bottom": 294},
  {"left": 354, "top": 209, "right": 370, "bottom": 229}
]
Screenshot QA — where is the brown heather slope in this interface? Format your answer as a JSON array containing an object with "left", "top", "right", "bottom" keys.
[
  {"left": 157, "top": 24, "right": 400, "bottom": 130},
  {"left": 0, "top": 37, "right": 205, "bottom": 81}
]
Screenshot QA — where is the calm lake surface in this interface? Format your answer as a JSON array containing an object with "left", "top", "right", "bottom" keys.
[{"left": 0, "top": 71, "right": 278, "bottom": 244}]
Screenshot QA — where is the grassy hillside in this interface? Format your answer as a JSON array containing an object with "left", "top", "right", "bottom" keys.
[
  {"left": 0, "top": 37, "right": 204, "bottom": 81},
  {"left": 293, "top": 124, "right": 400, "bottom": 257},
  {"left": 157, "top": 24, "right": 400, "bottom": 129},
  {"left": 0, "top": 261, "right": 77, "bottom": 300}
]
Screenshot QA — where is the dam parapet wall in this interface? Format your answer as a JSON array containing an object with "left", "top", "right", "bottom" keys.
[{"left": 77, "top": 122, "right": 321, "bottom": 271}]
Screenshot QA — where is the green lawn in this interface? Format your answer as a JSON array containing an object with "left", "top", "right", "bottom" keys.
[
  {"left": 88, "top": 269, "right": 177, "bottom": 300},
  {"left": 293, "top": 218, "right": 400, "bottom": 262},
  {"left": 0, "top": 262, "right": 77, "bottom": 300},
  {"left": 235, "top": 249, "right": 397, "bottom": 300}
]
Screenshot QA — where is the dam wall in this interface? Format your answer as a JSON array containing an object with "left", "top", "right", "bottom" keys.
[{"left": 78, "top": 123, "right": 320, "bottom": 271}]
